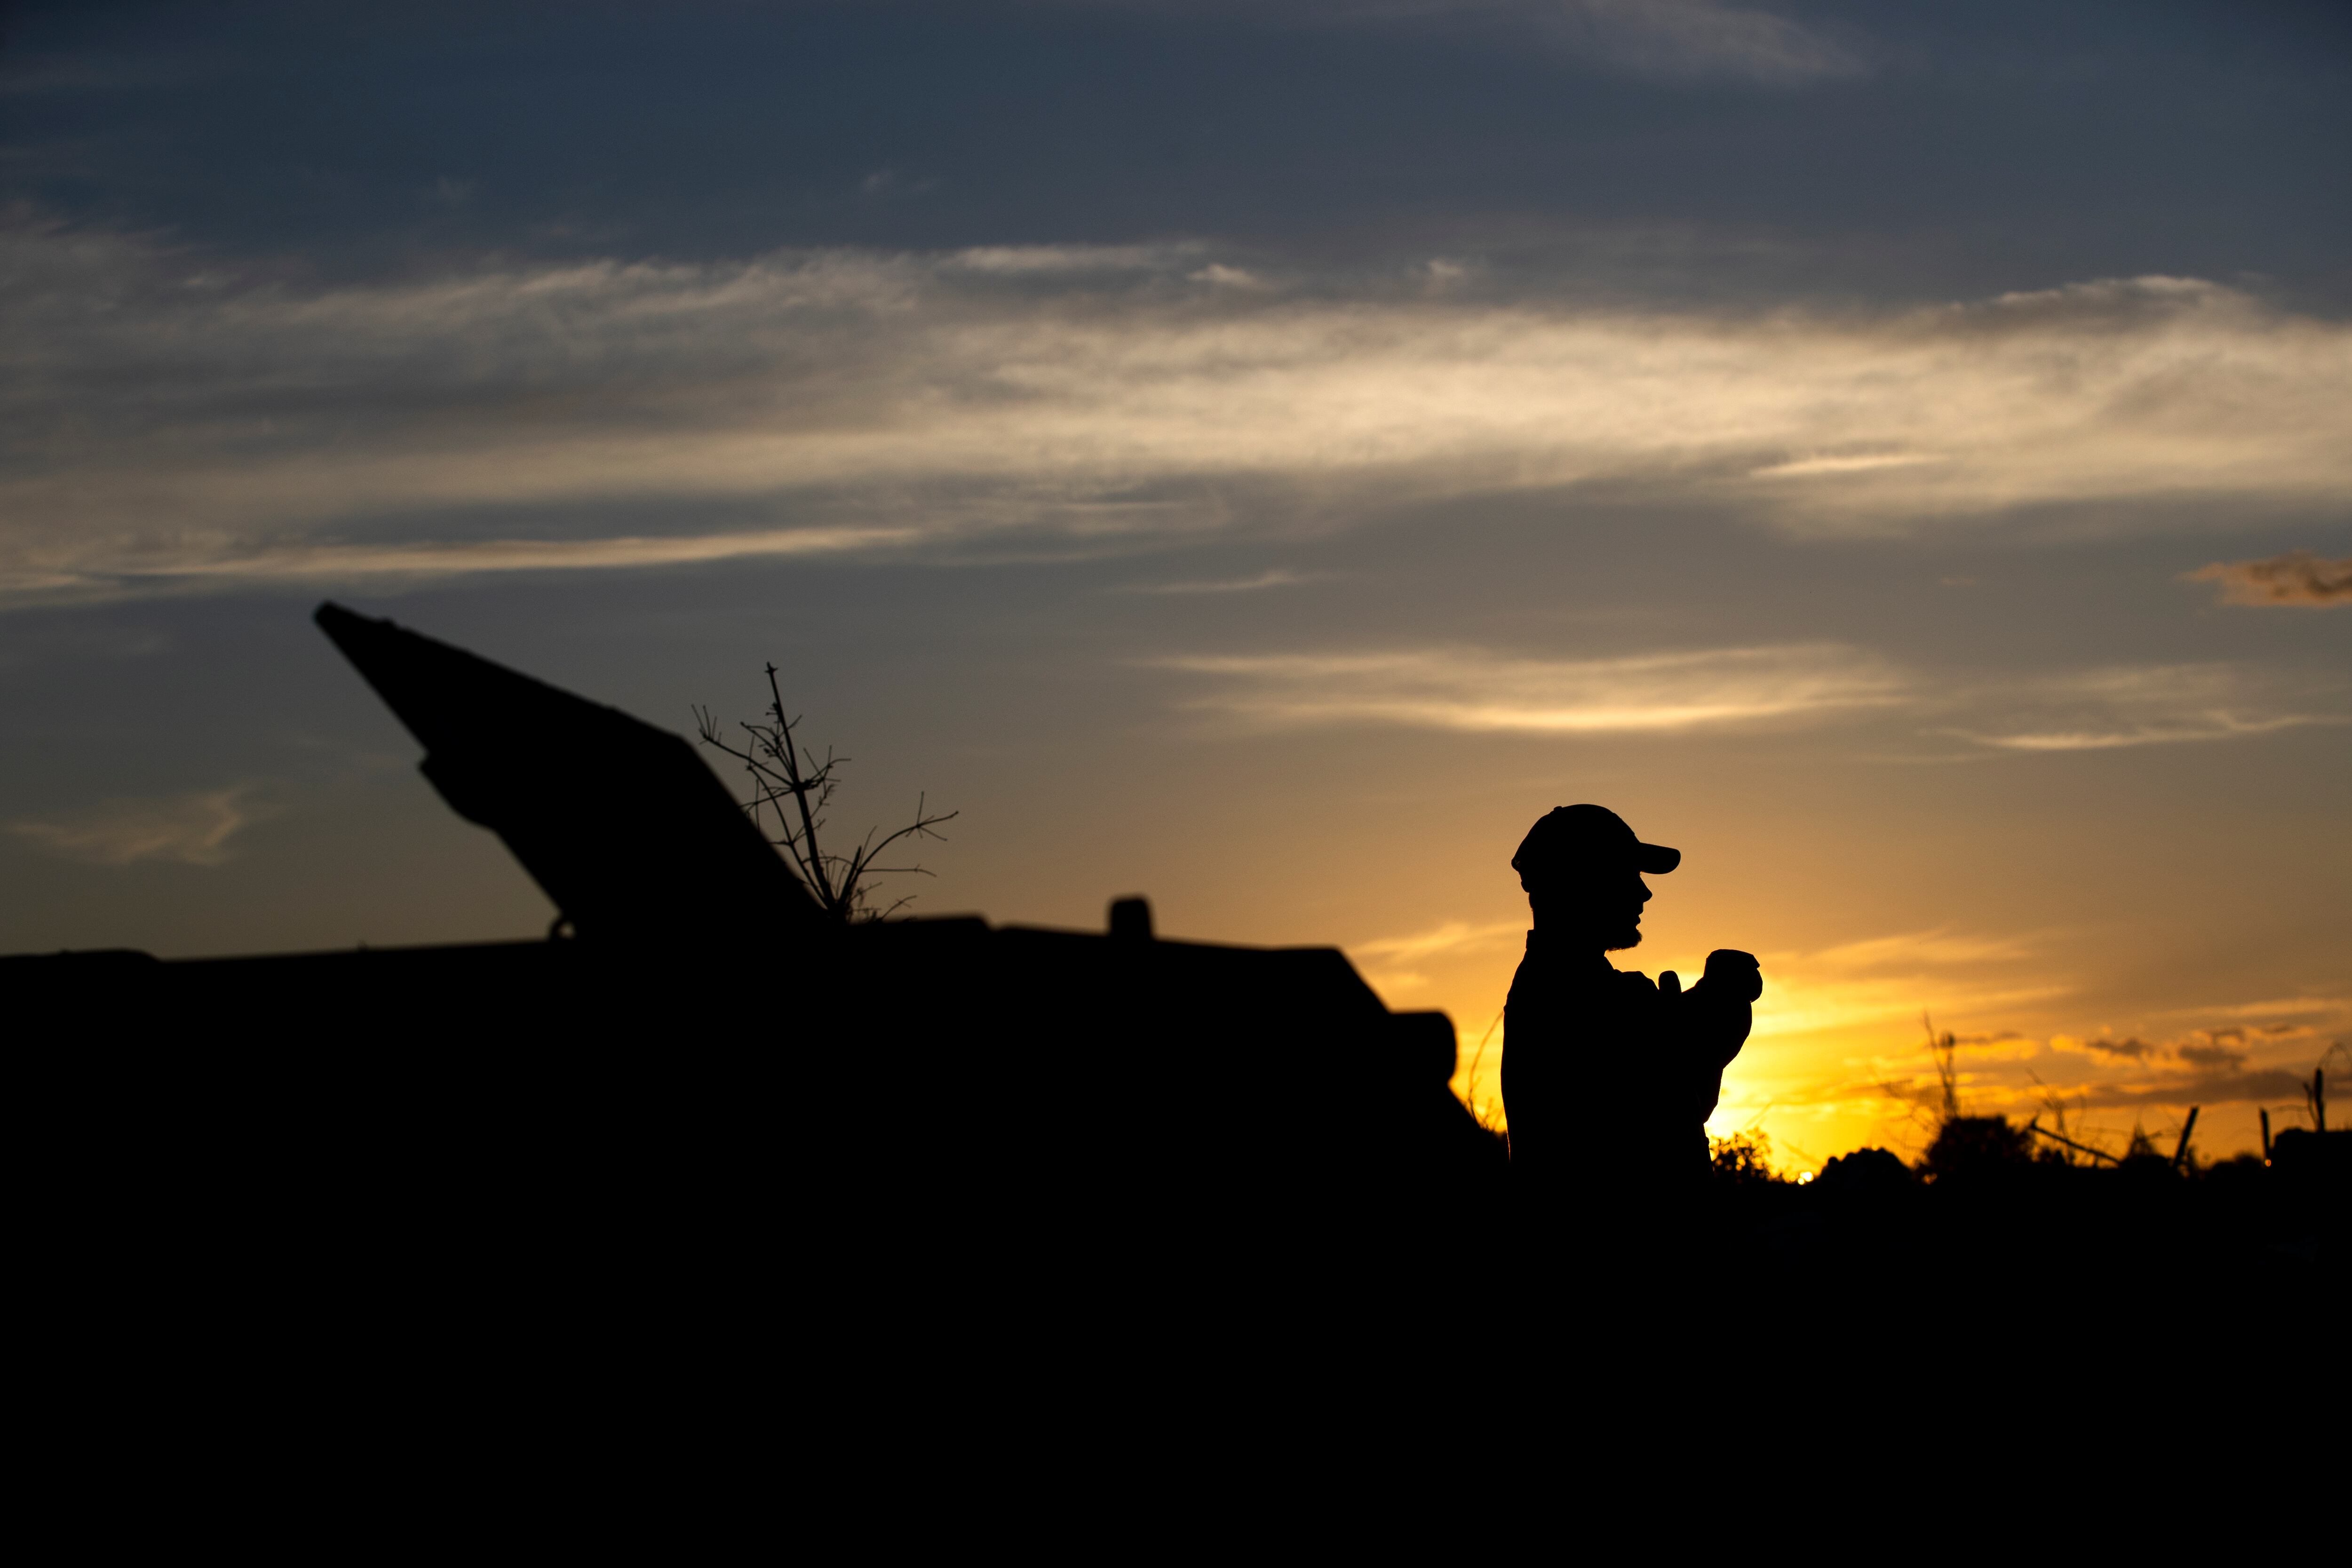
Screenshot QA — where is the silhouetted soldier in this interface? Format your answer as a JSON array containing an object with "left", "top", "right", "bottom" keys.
[{"left": 1500, "top": 805, "right": 1760, "bottom": 1268}]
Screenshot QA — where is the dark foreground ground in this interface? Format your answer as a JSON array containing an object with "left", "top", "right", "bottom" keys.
[
  {"left": 1695, "top": 1130, "right": 2345, "bottom": 1335},
  {"left": 14, "top": 932, "right": 2340, "bottom": 1453}
]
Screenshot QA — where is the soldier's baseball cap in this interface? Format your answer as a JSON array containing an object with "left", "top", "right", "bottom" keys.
[{"left": 1510, "top": 804, "right": 1680, "bottom": 888}]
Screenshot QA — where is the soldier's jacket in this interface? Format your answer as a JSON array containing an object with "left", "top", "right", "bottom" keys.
[{"left": 1500, "top": 931, "right": 1751, "bottom": 1195}]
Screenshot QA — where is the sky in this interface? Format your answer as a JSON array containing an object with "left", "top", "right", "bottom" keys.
[{"left": 3, "top": 0, "right": 2347, "bottom": 1168}]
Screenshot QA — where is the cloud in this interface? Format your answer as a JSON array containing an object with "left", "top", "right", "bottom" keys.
[
  {"left": 1947, "top": 1032, "right": 2041, "bottom": 1065},
  {"left": 1733, "top": 923, "right": 2067, "bottom": 1057},
  {"left": 1749, "top": 453, "right": 1939, "bottom": 479},
  {"left": 1348, "top": 916, "right": 1526, "bottom": 995},
  {"left": 1149, "top": 644, "right": 2341, "bottom": 753},
  {"left": 945, "top": 243, "right": 1180, "bottom": 274},
  {"left": 1808, "top": 928, "right": 2033, "bottom": 971},
  {"left": 0, "top": 52, "right": 202, "bottom": 97},
  {"left": 859, "top": 168, "right": 938, "bottom": 199},
  {"left": 1949, "top": 664, "right": 2347, "bottom": 753},
  {"left": 6, "top": 218, "right": 2352, "bottom": 605},
  {"left": 113, "top": 527, "right": 919, "bottom": 584},
  {"left": 1154, "top": 642, "right": 1901, "bottom": 734},
  {"left": 1079, "top": 1, "right": 1867, "bottom": 85},
  {"left": 2162, "top": 995, "right": 2345, "bottom": 1022},
  {"left": 1747, "top": 966, "right": 2067, "bottom": 1052},
  {"left": 1114, "top": 568, "right": 1324, "bottom": 595},
  {"left": 1992, "top": 1020, "right": 2337, "bottom": 1119},
  {"left": 2185, "top": 550, "right": 2352, "bottom": 609},
  {"left": 2073, "top": 1069, "right": 2309, "bottom": 1110},
  {"left": 1740, "top": 978, "right": 2349, "bottom": 1151},
  {"left": 1539, "top": 0, "right": 1866, "bottom": 85},
  {"left": 2177, "top": 1041, "right": 2247, "bottom": 1072},
  {"left": 1351, "top": 918, "right": 1524, "bottom": 964},
  {"left": 2076, "top": 1035, "right": 2155, "bottom": 1061},
  {"left": 1187, "top": 263, "right": 1269, "bottom": 290},
  {"left": 8, "top": 787, "right": 260, "bottom": 866}
]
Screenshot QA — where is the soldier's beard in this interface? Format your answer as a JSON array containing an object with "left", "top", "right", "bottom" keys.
[{"left": 1529, "top": 890, "right": 1645, "bottom": 952}]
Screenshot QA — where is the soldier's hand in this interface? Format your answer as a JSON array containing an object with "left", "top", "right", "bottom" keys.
[{"left": 1702, "top": 948, "right": 1763, "bottom": 1002}]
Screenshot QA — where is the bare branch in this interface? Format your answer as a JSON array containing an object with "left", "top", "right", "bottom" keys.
[{"left": 695, "top": 664, "right": 955, "bottom": 923}]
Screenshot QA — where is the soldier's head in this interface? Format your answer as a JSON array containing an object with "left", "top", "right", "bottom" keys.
[{"left": 1511, "top": 804, "right": 1679, "bottom": 951}]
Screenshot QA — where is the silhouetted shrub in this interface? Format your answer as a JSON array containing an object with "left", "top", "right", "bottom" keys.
[
  {"left": 2268, "top": 1126, "right": 2345, "bottom": 1180},
  {"left": 1708, "top": 1131, "right": 1784, "bottom": 1187},
  {"left": 1813, "top": 1146, "right": 1912, "bottom": 1199},
  {"left": 1921, "top": 1114, "right": 2032, "bottom": 1182}
]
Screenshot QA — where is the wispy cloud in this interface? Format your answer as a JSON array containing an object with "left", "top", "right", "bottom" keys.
[
  {"left": 2072, "top": 1068, "right": 2311, "bottom": 1110},
  {"left": 1155, "top": 645, "right": 2347, "bottom": 750},
  {"left": 2184, "top": 550, "right": 2352, "bottom": 609},
  {"left": 2068, "top": 1035, "right": 2155, "bottom": 1061},
  {"left": 6, "top": 218, "right": 2350, "bottom": 605},
  {"left": 1539, "top": 0, "right": 1866, "bottom": 85},
  {"left": 1807, "top": 928, "right": 2035, "bottom": 970},
  {"left": 1153, "top": 643, "right": 1902, "bottom": 734},
  {"left": 1351, "top": 918, "right": 1525, "bottom": 964},
  {"left": 1948, "top": 664, "right": 2347, "bottom": 752},
  {"left": 1925, "top": 1019, "right": 2349, "bottom": 1119},
  {"left": 1721, "top": 955, "right": 2346, "bottom": 1155},
  {"left": 1186, "top": 263, "right": 1270, "bottom": 290},
  {"left": 8, "top": 786, "right": 261, "bottom": 866},
  {"left": 1347, "top": 916, "right": 1526, "bottom": 993},
  {"left": 2158, "top": 995, "right": 2345, "bottom": 1022},
  {"left": 1085, "top": 2, "right": 1868, "bottom": 85},
  {"left": 1749, "top": 452, "right": 1940, "bottom": 479},
  {"left": 2176, "top": 1040, "right": 2245, "bottom": 1072},
  {"left": 1745, "top": 928, "right": 2069, "bottom": 1049},
  {"left": 95, "top": 527, "right": 919, "bottom": 588},
  {"left": 1114, "top": 568, "right": 1324, "bottom": 595}
]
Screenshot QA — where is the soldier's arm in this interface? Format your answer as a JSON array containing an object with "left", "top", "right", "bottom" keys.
[
  {"left": 1698, "top": 949, "right": 1759, "bottom": 1067},
  {"left": 1661, "top": 949, "right": 1760, "bottom": 1070}
]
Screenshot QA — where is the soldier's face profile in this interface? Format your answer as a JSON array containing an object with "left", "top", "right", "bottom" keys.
[
  {"left": 1538, "top": 865, "right": 1652, "bottom": 950},
  {"left": 1606, "top": 871, "right": 1652, "bottom": 951}
]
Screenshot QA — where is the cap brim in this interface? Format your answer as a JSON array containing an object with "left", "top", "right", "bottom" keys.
[{"left": 1637, "top": 842, "right": 1681, "bottom": 874}]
